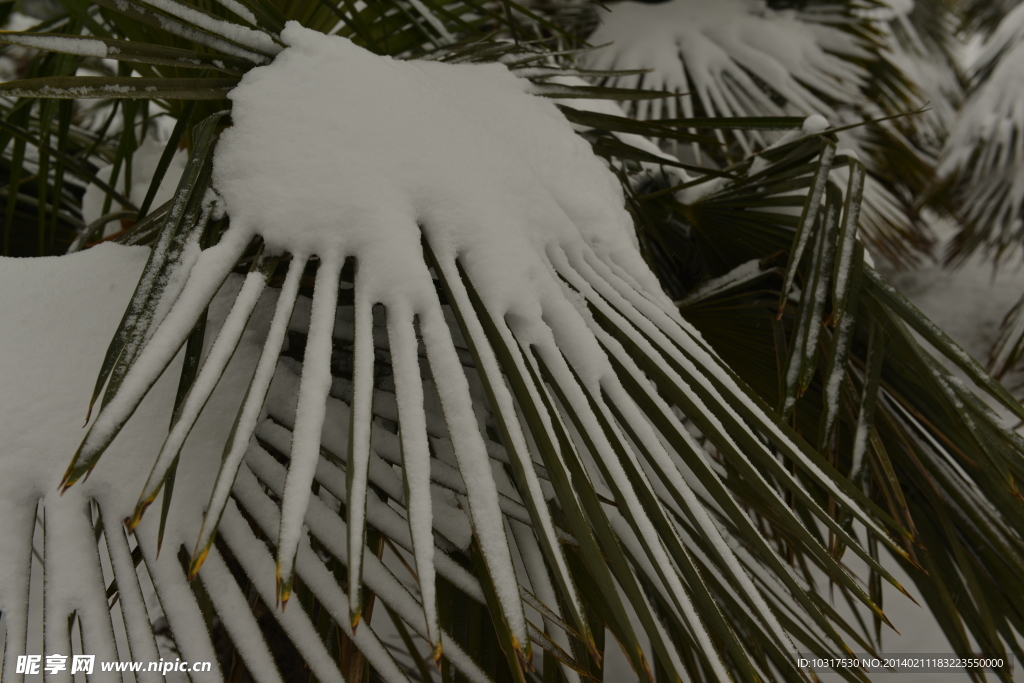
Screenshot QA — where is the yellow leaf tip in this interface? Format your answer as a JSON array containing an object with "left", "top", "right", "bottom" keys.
[
  {"left": 276, "top": 568, "right": 292, "bottom": 610},
  {"left": 187, "top": 546, "right": 210, "bottom": 581}
]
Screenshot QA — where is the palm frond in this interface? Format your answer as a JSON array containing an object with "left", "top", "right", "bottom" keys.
[
  {"left": 934, "top": 2, "right": 1024, "bottom": 375},
  {"left": 938, "top": 2, "right": 1024, "bottom": 266},
  {"left": 572, "top": 0, "right": 944, "bottom": 266},
  {"left": 631, "top": 128, "right": 1024, "bottom": 679},
  {"left": 0, "top": 12, "right": 921, "bottom": 683},
  {"left": 2, "top": 1, "right": 1023, "bottom": 682}
]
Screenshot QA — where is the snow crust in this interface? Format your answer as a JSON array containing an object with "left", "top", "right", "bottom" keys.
[
  {"left": 0, "top": 244, "right": 252, "bottom": 681},
  {"left": 214, "top": 23, "right": 661, "bottom": 310}
]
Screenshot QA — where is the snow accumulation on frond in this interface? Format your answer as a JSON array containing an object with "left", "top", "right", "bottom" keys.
[
  {"left": 939, "top": 2, "right": 1024, "bottom": 248},
  {"left": 213, "top": 20, "right": 672, "bottom": 655},
  {"left": 215, "top": 23, "right": 657, "bottom": 298},
  {"left": 579, "top": 0, "right": 938, "bottom": 266},
  {"left": 582, "top": 0, "right": 870, "bottom": 125},
  {"left": 15, "top": 20, "right": 899, "bottom": 680}
]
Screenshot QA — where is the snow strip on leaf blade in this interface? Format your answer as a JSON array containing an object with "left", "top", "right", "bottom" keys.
[
  {"left": 346, "top": 270, "right": 378, "bottom": 630},
  {"left": 388, "top": 312, "right": 443, "bottom": 659},
  {"left": 189, "top": 255, "right": 304, "bottom": 577},
  {"left": 275, "top": 255, "right": 341, "bottom": 605}
]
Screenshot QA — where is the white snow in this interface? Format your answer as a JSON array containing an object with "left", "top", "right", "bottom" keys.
[
  {"left": 214, "top": 23, "right": 658, "bottom": 305},
  {"left": 143, "top": 0, "right": 279, "bottom": 56},
  {"left": 214, "top": 0, "right": 257, "bottom": 25},
  {"left": 0, "top": 34, "right": 108, "bottom": 58},
  {"left": 802, "top": 114, "right": 829, "bottom": 134},
  {"left": 0, "top": 244, "right": 250, "bottom": 681},
  {"left": 212, "top": 21, "right": 674, "bottom": 657},
  {"left": 583, "top": 0, "right": 869, "bottom": 126}
]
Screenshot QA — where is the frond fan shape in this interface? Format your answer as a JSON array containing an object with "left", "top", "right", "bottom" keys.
[
  {"left": 938, "top": 2, "right": 1024, "bottom": 375},
  {"left": 8, "top": 22, "right": 915, "bottom": 683},
  {"left": 582, "top": 0, "right": 871, "bottom": 134},
  {"left": 939, "top": 2, "right": 1024, "bottom": 263},
  {"left": 578, "top": 0, "right": 938, "bottom": 265}
]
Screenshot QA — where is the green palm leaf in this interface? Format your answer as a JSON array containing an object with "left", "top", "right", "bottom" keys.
[{"left": 0, "top": 1, "right": 1021, "bottom": 682}]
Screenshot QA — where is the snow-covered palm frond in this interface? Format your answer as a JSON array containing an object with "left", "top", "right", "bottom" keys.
[
  {"left": 879, "top": 0, "right": 963, "bottom": 162},
  {"left": 936, "top": 2, "right": 1024, "bottom": 375},
  {"left": 939, "top": 2, "right": 1024, "bottom": 265},
  {"left": 625, "top": 112, "right": 1024, "bottom": 676},
  {"left": 576, "top": 0, "right": 942, "bottom": 266},
  {"left": 1, "top": 13, "right": 919, "bottom": 683},
  {"left": 5, "top": 0, "right": 1024, "bottom": 680},
  {"left": 582, "top": 0, "right": 871, "bottom": 148},
  {"left": 1, "top": 245, "right": 411, "bottom": 683}
]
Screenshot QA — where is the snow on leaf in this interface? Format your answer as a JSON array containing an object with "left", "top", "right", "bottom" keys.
[
  {"left": 583, "top": 0, "right": 870, "bottom": 132},
  {"left": 19, "top": 19, "right": 907, "bottom": 681},
  {"left": 939, "top": 2, "right": 1024, "bottom": 264},
  {"left": 581, "top": 0, "right": 936, "bottom": 265}
]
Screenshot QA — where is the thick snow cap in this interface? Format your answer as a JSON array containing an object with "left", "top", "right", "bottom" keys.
[{"left": 214, "top": 22, "right": 664, "bottom": 321}]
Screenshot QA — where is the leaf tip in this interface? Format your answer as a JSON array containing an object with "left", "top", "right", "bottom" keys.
[
  {"left": 187, "top": 545, "right": 211, "bottom": 581},
  {"left": 638, "top": 651, "right": 653, "bottom": 682},
  {"left": 126, "top": 497, "right": 155, "bottom": 533},
  {"left": 276, "top": 565, "right": 291, "bottom": 610}
]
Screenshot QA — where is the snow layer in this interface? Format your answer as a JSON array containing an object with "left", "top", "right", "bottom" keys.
[
  {"left": 583, "top": 0, "right": 869, "bottom": 126},
  {"left": 212, "top": 22, "right": 671, "bottom": 648},
  {"left": 214, "top": 23, "right": 658, "bottom": 300},
  {"left": 939, "top": 3, "right": 1024, "bottom": 255},
  {"left": 0, "top": 245, "right": 231, "bottom": 681}
]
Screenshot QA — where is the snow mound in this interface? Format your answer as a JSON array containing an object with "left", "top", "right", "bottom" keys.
[
  {"left": 0, "top": 245, "right": 250, "bottom": 678},
  {"left": 211, "top": 23, "right": 676, "bottom": 654},
  {"left": 215, "top": 22, "right": 662, "bottom": 310}
]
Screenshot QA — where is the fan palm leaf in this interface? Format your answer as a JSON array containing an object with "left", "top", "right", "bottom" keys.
[
  {"left": 936, "top": 1, "right": 1024, "bottom": 376},
  {"left": 572, "top": 0, "right": 945, "bottom": 266},
  {"left": 0, "top": 1, "right": 1021, "bottom": 682},
  {"left": 632, "top": 128, "right": 1024, "bottom": 679},
  {"left": 0, "top": 5, "right": 908, "bottom": 682}
]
